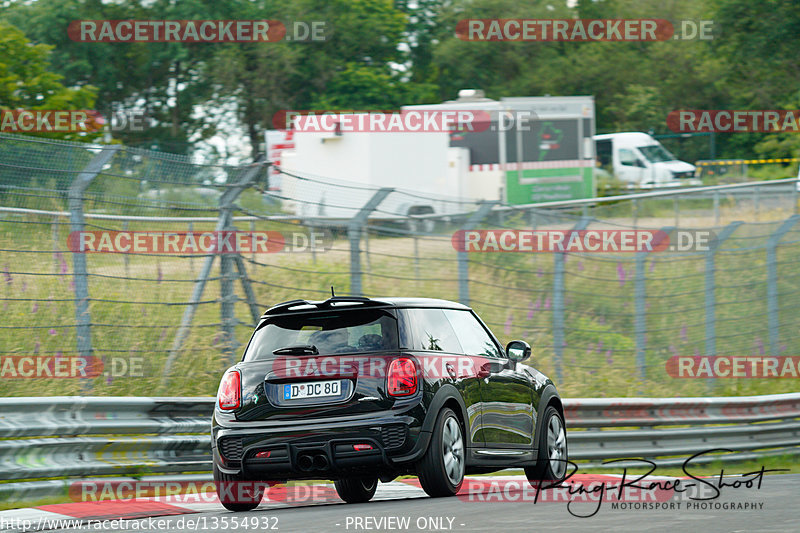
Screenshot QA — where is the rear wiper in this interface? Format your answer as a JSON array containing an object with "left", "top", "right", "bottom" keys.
[{"left": 272, "top": 345, "right": 319, "bottom": 355}]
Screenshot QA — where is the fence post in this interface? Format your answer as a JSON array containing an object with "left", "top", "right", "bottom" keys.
[
  {"left": 767, "top": 215, "right": 800, "bottom": 356},
  {"left": 67, "top": 145, "right": 119, "bottom": 391},
  {"left": 161, "top": 159, "right": 265, "bottom": 387},
  {"left": 633, "top": 227, "right": 669, "bottom": 382},
  {"left": 348, "top": 188, "right": 393, "bottom": 296},
  {"left": 122, "top": 221, "right": 130, "bottom": 278},
  {"left": 219, "top": 212, "right": 238, "bottom": 365},
  {"left": 553, "top": 217, "right": 591, "bottom": 384},
  {"left": 704, "top": 221, "right": 742, "bottom": 390},
  {"left": 457, "top": 201, "right": 495, "bottom": 306},
  {"left": 51, "top": 216, "right": 60, "bottom": 273}
]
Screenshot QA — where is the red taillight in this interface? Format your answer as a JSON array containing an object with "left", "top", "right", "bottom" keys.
[
  {"left": 255, "top": 451, "right": 271, "bottom": 458},
  {"left": 388, "top": 357, "right": 417, "bottom": 397},
  {"left": 218, "top": 370, "right": 241, "bottom": 410},
  {"left": 353, "top": 444, "right": 373, "bottom": 451}
]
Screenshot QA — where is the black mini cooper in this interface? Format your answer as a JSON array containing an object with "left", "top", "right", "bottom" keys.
[{"left": 211, "top": 296, "right": 567, "bottom": 511}]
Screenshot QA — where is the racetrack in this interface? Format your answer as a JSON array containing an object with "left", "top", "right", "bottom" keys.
[{"left": 3, "top": 474, "right": 797, "bottom": 533}]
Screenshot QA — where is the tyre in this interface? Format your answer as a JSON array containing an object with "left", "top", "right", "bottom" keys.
[
  {"left": 213, "top": 464, "right": 264, "bottom": 512},
  {"left": 417, "top": 408, "right": 465, "bottom": 497},
  {"left": 334, "top": 476, "right": 378, "bottom": 503},
  {"left": 525, "top": 405, "right": 568, "bottom": 485}
]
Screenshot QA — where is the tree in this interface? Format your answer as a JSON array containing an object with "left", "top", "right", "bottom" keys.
[{"left": 0, "top": 21, "right": 99, "bottom": 142}]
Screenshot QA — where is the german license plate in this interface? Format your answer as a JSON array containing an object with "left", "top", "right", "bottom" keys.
[{"left": 283, "top": 380, "right": 340, "bottom": 400}]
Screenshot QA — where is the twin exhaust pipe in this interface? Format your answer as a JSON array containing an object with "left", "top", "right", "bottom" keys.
[{"left": 297, "top": 452, "right": 329, "bottom": 472}]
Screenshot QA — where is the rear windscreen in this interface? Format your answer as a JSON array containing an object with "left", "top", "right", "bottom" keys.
[{"left": 243, "top": 308, "right": 399, "bottom": 361}]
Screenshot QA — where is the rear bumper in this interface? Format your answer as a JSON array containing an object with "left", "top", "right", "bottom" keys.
[{"left": 212, "top": 410, "right": 429, "bottom": 479}]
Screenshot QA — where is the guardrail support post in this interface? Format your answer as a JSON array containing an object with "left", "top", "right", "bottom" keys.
[
  {"left": 553, "top": 217, "right": 591, "bottom": 384},
  {"left": 704, "top": 221, "right": 742, "bottom": 390},
  {"left": 67, "top": 146, "right": 119, "bottom": 392},
  {"left": 348, "top": 188, "right": 393, "bottom": 296},
  {"left": 713, "top": 191, "right": 720, "bottom": 225},
  {"left": 457, "top": 201, "right": 495, "bottom": 306},
  {"left": 674, "top": 197, "right": 679, "bottom": 227},
  {"left": 767, "top": 215, "right": 800, "bottom": 356}
]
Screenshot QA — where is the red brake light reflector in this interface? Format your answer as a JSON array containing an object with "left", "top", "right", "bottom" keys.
[
  {"left": 353, "top": 444, "right": 373, "bottom": 451},
  {"left": 218, "top": 370, "right": 241, "bottom": 410},
  {"left": 255, "top": 451, "right": 271, "bottom": 458},
  {"left": 388, "top": 357, "right": 417, "bottom": 397}
]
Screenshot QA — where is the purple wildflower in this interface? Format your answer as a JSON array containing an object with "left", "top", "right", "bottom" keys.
[
  {"left": 157, "top": 264, "right": 163, "bottom": 284},
  {"left": 605, "top": 349, "right": 614, "bottom": 365},
  {"left": 31, "top": 302, "right": 38, "bottom": 313},
  {"left": 504, "top": 314, "right": 513, "bottom": 335},
  {"left": 680, "top": 325, "right": 688, "bottom": 342},
  {"left": 34, "top": 339, "right": 40, "bottom": 354},
  {"left": 537, "top": 268, "right": 543, "bottom": 278},
  {"left": 544, "top": 296, "right": 551, "bottom": 310},
  {"left": 527, "top": 301, "right": 534, "bottom": 319},
  {"left": 755, "top": 337, "right": 765, "bottom": 356},
  {"left": 3, "top": 265, "right": 10, "bottom": 285},
  {"left": 48, "top": 328, "right": 57, "bottom": 336},
  {"left": 616, "top": 263, "right": 627, "bottom": 287},
  {"left": 534, "top": 298, "right": 541, "bottom": 311},
  {"left": 577, "top": 260, "right": 584, "bottom": 272}
]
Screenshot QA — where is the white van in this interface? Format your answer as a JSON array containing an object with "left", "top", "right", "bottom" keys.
[{"left": 594, "top": 132, "right": 700, "bottom": 188}]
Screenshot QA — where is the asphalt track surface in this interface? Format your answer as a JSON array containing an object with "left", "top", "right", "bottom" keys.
[{"left": 9, "top": 473, "right": 798, "bottom": 533}]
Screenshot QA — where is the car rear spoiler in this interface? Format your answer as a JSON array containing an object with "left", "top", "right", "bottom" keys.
[{"left": 262, "top": 296, "right": 391, "bottom": 316}]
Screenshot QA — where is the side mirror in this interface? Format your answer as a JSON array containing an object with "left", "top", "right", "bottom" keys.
[
  {"left": 636, "top": 159, "right": 647, "bottom": 168},
  {"left": 506, "top": 340, "right": 531, "bottom": 363}
]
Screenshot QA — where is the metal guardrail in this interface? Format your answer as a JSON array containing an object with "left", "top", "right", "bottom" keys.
[{"left": 1, "top": 393, "right": 799, "bottom": 503}]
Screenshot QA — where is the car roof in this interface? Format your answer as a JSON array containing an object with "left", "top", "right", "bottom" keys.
[{"left": 262, "top": 296, "right": 470, "bottom": 317}]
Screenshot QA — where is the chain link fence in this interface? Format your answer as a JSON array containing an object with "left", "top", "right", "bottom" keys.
[{"left": 1, "top": 132, "right": 799, "bottom": 398}]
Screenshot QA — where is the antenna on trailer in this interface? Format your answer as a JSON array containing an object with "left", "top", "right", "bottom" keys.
[{"left": 331, "top": 286, "right": 335, "bottom": 298}]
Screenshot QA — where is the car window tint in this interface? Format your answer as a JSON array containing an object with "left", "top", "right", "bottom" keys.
[
  {"left": 443, "top": 310, "right": 503, "bottom": 358},
  {"left": 408, "top": 308, "right": 463, "bottom": 353},
  {"left": 243, "top": 309, "right": 398, "bottom": 360}
]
